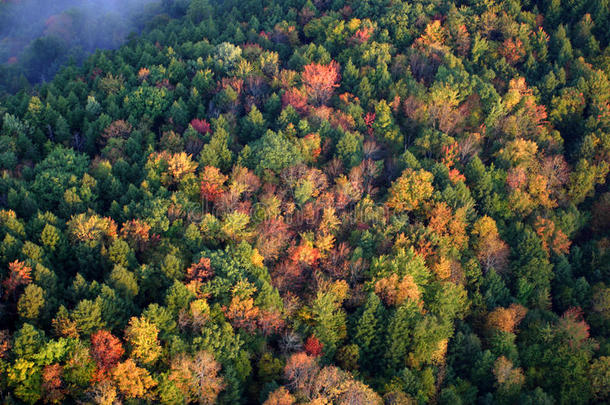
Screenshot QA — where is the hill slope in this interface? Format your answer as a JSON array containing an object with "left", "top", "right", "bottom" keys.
[{"left": 0, "top": 0, "right": 609, "bottom": 403}]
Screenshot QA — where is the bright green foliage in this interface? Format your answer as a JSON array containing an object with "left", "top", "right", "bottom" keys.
[
  {"left": 124, "top": 85, "right": 169, "bottom": 122},
  {"left": 249, "top": 130, "right": 302, "bottom": 174}
]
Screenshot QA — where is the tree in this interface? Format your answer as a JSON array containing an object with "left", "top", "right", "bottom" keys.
[
  {"left": 264, "top": 387, "right": 295, "bottom": 405},
  {"left": 486, "top": 304, "right": 527, "bottom": 334},
  {"left": 214, "top": 42, "right": 243, "bottom": 72},
  {"left": 301, "top": 61, "right": 341, "bottom": 106},
  {"left": 112, "top": 359, "right": 157, "bottom": 400},
  {"left": 169, "top": 351, "right": 226, "bottom": 404},
  {"left": 186, "top": 257, "right": 215, "bottom": 283},
  {"left": 72, "top": 299, "right": 104, "bottom": 336},
  {"left": 17, "top": 284, "right": 45, "bottom": 321},
  {"left": 493, "top": 356, "right": 525, "bottom": 395},
  {"left": 3, "top": 260, "right": 32, "bottom": 299},
  {"left": 191, "top": 118, "right": 212, "bottom": 135},
  {"left": 241, "top": 105, "right": 267, "bottom": 142},
  {"left": 589, "top": 356, "right": 610, "bottom": 402},
  {"left": 557, "top": 307, "right": 590, "bottom": 348},
  {"left": 147, "top": 151, "right": 198, "bottom": 188},
  {"left": 124, "top": 85, "right": 169, "bottom": 122},
  {"left": 374, "top": 274, "right": 422, "bottom": 307},
  {"left": 373, "top": 100, "right": 402, "bottom": 150},
  {"left": 534, "top": 216, "right": 571, "bottom": 256},
  {"left": 304, "top": 335, "right": 324, "bottom": 357},
  {"left": 100, "top": 120, "right": 132, "bottom": 146},
  {"left": 120, "top": 219, "right": 154, "bottom": 252},
  {"left": 187, "top": 0, "right": 212, "bottom": 23},
  {"left": 200, "top": 166, "right": 228, "bottom": 204},
  {"left": 591, "top": 193, "right": 610, "bottom": 233},
  {"left": 309, "top": 281, "right": 348, "bottom": 359},
  {"left": 199, "top": 126, "right": 234, "bottom": 172},
  {"left": 90, "top": 330, "right": 124, "bottom": 379},
  {"left": 471, "top": 216, "right": 509, "bottom": 273},
  {"left": 251, "top": 130, "right": 303, "bottom": 174},
  {"left": 125, "top": 316, "right": 162, "bottom": 365},
  {"left": 67, "top": 213, "right": 117, "bottom": 249},
  {"left": 384, "top": 301, "right": 419, "bottom": 372},
  {"left": 386, "top": 169, "right": 434, "bottom": 213},
  {"left": 353, "top": 293, "right": 384, "bottom": 370},
  {"left": 333, "top": 377, "right": 383, "bottom": 404},
  {"left": 282, "top": 88, "right": 309, "bottom": 114},
  {"left": 510, "top": 228, "right": 553, "bottom": 307},
  {"left": 223, "top": 292, "right": 260, "bottom": 332},
  {"left": 284, "top": 352, "right": 318, "bottom": 399},
  {"left": 41, "top": 364, "right": 66, "bottom": 404}
]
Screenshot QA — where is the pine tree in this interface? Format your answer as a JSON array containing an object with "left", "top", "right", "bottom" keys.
[
  {"left": 353, "top": 293, "right": 384, "bottom": 371},
  {"left": 384, "top": 301, "right": 419, "bottom": 374}
]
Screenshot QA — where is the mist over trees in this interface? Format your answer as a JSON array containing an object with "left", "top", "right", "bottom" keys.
[{"left": 0, "top": 0, "right": 173, "bottom": 85}]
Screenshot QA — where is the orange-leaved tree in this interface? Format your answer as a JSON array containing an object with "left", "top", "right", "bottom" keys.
[
  {"left": 3, "top": 260, "right": 32, "bottom": 299},
  {"left": 169, "top": 351, "right": 226, "bottom": 405},
  {"left": 90, "top": 330, "right": 124, "bottom": 380},
  {"left": 302, "top": 61, "right": 341, "bottom": 106},
  {"left": 386, "top": 169, "right": 434, "bottom": 213}
]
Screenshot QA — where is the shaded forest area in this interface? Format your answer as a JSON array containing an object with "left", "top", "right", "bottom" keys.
[{"left": 0, "top": 0, "right": 609, "bottom": 404}]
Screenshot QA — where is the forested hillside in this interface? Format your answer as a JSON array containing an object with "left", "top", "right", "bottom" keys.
[{"left": 0, "top": 0, "right": 609, "bottom": 403}]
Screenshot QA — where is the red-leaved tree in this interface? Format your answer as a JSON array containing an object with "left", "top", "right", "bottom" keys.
[
  {"left": 90, "top": 330, "right": 124, "bottom": 380},
  {"left": 190, "top": 118, "right": 211, "bottom": 135},
  {"left": 3, "top": 260, "right": 32, "bottom": 299},
  {"left": 304, "top": 335, "right": 323, "bottom": 357},
  {"left": 200, "top": 166, "right": 228, "bottom": 204},
  {"left": 282, "top": 88, "right": 309, "bottom": 114},
  {"left": 302, "top": 61, "right": 341, "bottom": 106},
  {"left": 186, "top": 257, "right": 214, "bottom": 283}
]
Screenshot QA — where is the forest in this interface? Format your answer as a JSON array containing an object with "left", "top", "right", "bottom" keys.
[{"left": 0, "top": 0, "right": 609, "bottom": 403}]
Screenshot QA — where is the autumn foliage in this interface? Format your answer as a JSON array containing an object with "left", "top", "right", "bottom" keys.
[
  {"left": 90, "top": 330, "right": 124, "bottom": 380},
  {"left": 186, "top": 257, "right": 214, "bottom": 283},
  {"left": 304, "top": 335, "right": 324, "bottom": 357},
  {"left": 112, "top": 359, "right": 157, "bottom": 400},
  {"left": 486, "top": 304, "right": 528, "bottom": 334},
  {"left": 169, "top": 351, "right": 226, "bottom": 404},
  {"left": 0, "top": 0, "right": 608, "bottom": 403},
  {"left": 301, "top": 61, "right": 341, "bottom": 106},
  {"left": 42, "top": 364, "right": 66, "bottom": 403},
  {"left": 472, "top": 216, "right": 510, "bottom": 272},
  {"left": 200, "top": 165, "right": 228, "bottom": 203},
  {"left": 386, "top": 169, "right": 434, "bottom": 213},
  {"left": 374, "top": 273, "right": 422, "bottom": 307},
  {"left": 3, "top": 260, "right": 32, "bottom": 298},
  {"left": 534, "top": 216, "right": 571, "bottom": 256},
  {"left": 120, "top": 219, "right": 154, "bottom": 252},
  {"left": 190, "top": 118, "right": 212, "bottom": 134}
]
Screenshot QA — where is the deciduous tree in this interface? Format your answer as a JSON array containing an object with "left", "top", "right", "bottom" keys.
[
  {"left": 301, "top": 61, "right": 341, "bottom": 106},
  {"left": 386, "top": 169, "right": 434, "bottom": 213},
  {"left": 169, "top": 351, "right": 225, "bottom": 405},
  {"left": 112, "top": 359, "right": 157, "bottom": 400},
  {"left": 125, "top": 316, "right": 162, "bottom": 365}
]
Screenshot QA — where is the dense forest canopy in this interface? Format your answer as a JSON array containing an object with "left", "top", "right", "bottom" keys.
[{"left": 0, "top": 0, "right": 609, "bottom": 403}]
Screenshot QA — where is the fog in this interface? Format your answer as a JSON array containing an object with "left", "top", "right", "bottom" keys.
[{"left": 0, "top": 0, "right": 167, "bottom": 83}]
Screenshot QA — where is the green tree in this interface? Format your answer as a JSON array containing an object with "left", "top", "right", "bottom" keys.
[
  {"left": 353, "top": 293, "right": 385, "bottom": 371},
  {"left": 200, "top": 126, "right": 234, "bottom": 172},
  {"left": 17, "top": 284, "right": 46, "bottom": 322}
]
